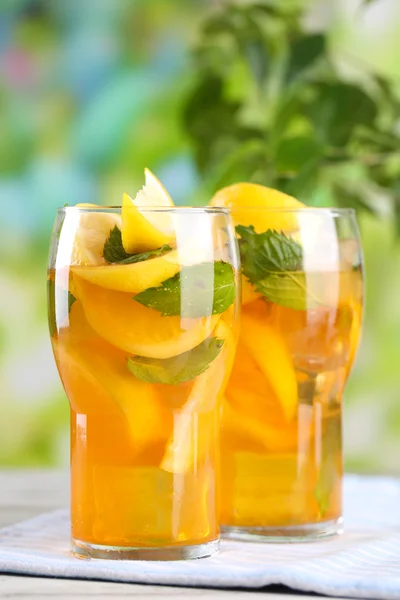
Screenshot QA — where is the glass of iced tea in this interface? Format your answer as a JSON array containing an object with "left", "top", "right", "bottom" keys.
[
  {"left": 211, "top": 184, "right": 363, "bottom": 541},
  {"left": 47, "top": 173, "right": 240, "bottom": 559}
]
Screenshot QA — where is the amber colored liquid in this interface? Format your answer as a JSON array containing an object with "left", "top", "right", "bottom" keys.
[
  {"left": 49, "top": 269, "right": 235, "bottom": 548},
  {"left": 221, "top": 269, "right": 363, "bottom": 529}
]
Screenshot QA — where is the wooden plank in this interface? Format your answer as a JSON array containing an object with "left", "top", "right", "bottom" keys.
[{"left": 0, "top": 575, "right": 278, "bottom": 598}]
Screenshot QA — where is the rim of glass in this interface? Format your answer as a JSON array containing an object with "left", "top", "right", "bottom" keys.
[
  {"left": 228, "top": 207, "right": 356, "bottom": 216},
  {"left": 58, "top": 206, "right": 355, "bottom": 216},
  {"left": 58, "top": 206, "right": 230, "bottom": 214}
]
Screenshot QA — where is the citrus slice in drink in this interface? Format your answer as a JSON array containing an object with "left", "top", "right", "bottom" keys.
[
  {"left": 71, "top": 249, "right": 181, "bottom": 294},
  {"left": 57, "top": 302, "right": 170, "bottom": 453},
  {"left": 73, "top": 276, "right": 220, "bottom": 359},
  {"left": 210, "top": 182, "right": 306, "bottom": 305},
  {"left": 69, "top": 206, "right": 121, "bottom": 266},
  {"left": 210, "top": 182, "right": 305, "bottom": 233},
  {"left": 121, "top": 168, "right": 175, "bottom": 253},
  {"left": 161, "top": 320, "right": 235, "bottom": 474},
  {"left": 240, "top": 303, "right": 298, "bottom": 420}
]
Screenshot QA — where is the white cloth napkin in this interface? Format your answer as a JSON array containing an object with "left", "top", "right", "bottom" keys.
[{"left": 1, "top": 475, "right": 400, "bottom": 599}]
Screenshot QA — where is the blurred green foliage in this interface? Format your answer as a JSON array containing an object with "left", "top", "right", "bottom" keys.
[
  {"left": 0, "top": 0, "right": 399, "bottom": 472},
  {"left": 184, "top": 0, "right": 400, "bottom": 226}
]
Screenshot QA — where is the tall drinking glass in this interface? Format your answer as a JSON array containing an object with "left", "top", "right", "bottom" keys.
[
  {"left": 220, "top": 208, "right": 363, "bottom": 541},
  {"left": 48, "top": 206, "right": 240, "bottom": 559}
]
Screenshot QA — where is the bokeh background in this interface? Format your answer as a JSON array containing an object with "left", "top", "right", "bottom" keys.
[{"left": 0, "top": 0, "right": 399, "bottom": 471}]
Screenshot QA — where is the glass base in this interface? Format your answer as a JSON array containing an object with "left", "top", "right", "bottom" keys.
[
  {"left": 221, "top": 517, "right": 343, "bottom": 543},
  {"left": 72, "top": 537, "right": 219, "bottom": 560}
]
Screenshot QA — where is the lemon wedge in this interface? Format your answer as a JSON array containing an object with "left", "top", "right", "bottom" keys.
[
  {"left": 121, "top": 168, "right": 174, "bottom": 253},
  {"left": 70, "top": 205, "right": 121, "bottom": 266}
]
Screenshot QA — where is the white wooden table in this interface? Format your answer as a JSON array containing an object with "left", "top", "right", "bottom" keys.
[{"left": 0, "top": 470, "right": 348, "bottom": 599}]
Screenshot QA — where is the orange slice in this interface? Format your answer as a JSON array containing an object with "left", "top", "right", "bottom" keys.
[
  {"left": 73, "top": 276, "right": 220, "bottom": 359},
  {"left": 56, "top": 302, "right": 170, "bottom": 453}
]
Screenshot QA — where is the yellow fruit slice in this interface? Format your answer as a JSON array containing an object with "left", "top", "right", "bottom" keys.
[
  {"left": 69, "top": 208, "right": 121, "bottom": 266},
  {"left": 71, "top": 249, "right": 181, "bottom": 294},
  {"left": 56, "top": 302, "right": 170, "bottom": 453},
  {"left": 74, "top": 276, "right": 220, "bottom": 359},
  {"left": 241, "top": 276, "right": 261, "bottom": 305},
  {"left": 161, "top": 320, "right": 235, "bottom": 474},
  {"left": 240, "top": 308, "right": 298, "bottom": 420},
  {"left": 210, "top": 182, "right": 305, "bottom": 233},
  {"left": 121, "top": 168, "right": 174, "bottom": 253},
  {"left": 221, "top": 399, "right": 297, "bottom": 453}
]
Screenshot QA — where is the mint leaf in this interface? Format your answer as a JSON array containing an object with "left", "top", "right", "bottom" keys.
[
  {"left": 127, "top": 337, "right": 224, "bottom": 385},
  {"left": 103, "top": 226, "right": 129, "bottom": 262},
  {"left": 134, "top": 261, "right": 236, "bottom": 318},
  {"left": 68, "top": 292, "right": 77, "bottom": 311},
  {"left": 237, "top": 225, "right": 324, "bottom": 310},
  {"left": 237, "top": 225, "right": 303, "bottom": 279},
  {"left": 103, "top": 226, "right": 171, "bottom": 264},
  {"left": 47, "top": 282, "right": 76, "bottom": 337}
]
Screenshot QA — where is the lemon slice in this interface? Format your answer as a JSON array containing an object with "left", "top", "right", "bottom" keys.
[
  {"left": 210, "top": 182, "right": 305, "bottom": 233},
  {"left": 240, "top": 308, "right": 298, "bottom": 420},
  {"left": 73, "top": 276, "right": 220, "bottom": 359},
  {"left": 121, "top": 168, "right": 174, "bottom": 253},
  {"left": 71, "top": 205, "right": 121, "bottom": 266}
]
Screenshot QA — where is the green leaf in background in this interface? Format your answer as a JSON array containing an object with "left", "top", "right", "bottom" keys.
[
  {"left": 184, "top": 0, "right": 400, "bottom": 223},
  {"left": 307, "top": 83, "right": 378, "bottom": 147},
  {"left": 275, "top": 136, "right": 323, "bottom": 172},
  {"left": 286, "top": 34, "right": 325, "bottom": 82},
  {"left": 127, "top": 337, "right": 224, "bottom": 385},
  {"left": 134, "top": 261, "right": 236, "bottom": 318},
  {"left": 103, "top": 226, "right": 171, "bottom": 264}
]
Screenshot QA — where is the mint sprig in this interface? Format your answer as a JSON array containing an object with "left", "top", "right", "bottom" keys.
[
  {"left": 237, "top": 224, "right": 302, "bottom": 278},
  {"left": 127, "top": 337, "right": 224, "bottom": 385},
  {"left": 103, "top": 226, "right": 171, "bottom": 264},
  {"left": 237, "top": 225, "right": 323, "bottom": 310},
  {"left": 134, "top": 261, "right": 236, "bottom": 318}
]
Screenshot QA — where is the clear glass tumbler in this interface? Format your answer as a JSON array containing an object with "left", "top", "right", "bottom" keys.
[
  {"left": 48, "top": 206, "right": 240, "bottom": 559},
  {"left": 220, "top": 208, "right": 363, "bottom": 541}
]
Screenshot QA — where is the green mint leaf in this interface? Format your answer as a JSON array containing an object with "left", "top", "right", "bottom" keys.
[
  {"left": 134, "top": 261, "right": 236, "bottom": 318},
  {"left": 255, "top": 272, "right": 310, "bottom": 311},
  {"left": 68, "top": 292, "right": 77, "bottom": 312},
  {"left": 103, "top": 226, "right": 171, "bottom": 264},
  {"left": 118, "top": 244, "right": 172, "bottom": 265},
  {"left": 236, "top": 225, "right": 303, "bottom": 280},
  {"left": 237, "top": 225, "right": 324, "bottom": 310},
  {"left": 103, "top": 226, "right": 129, "bottom": 262},
  {"left": 47, "top": 282, "right": 76, "bottom": 337},
  {"left": 127, "top": 337, "right": 224, "bottom": 385}
]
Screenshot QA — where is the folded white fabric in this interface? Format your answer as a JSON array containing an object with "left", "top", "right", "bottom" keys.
[{"left": 1, "top": 475, "right": 400, "bottom": 599}]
